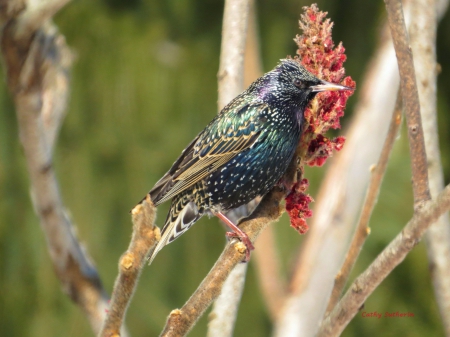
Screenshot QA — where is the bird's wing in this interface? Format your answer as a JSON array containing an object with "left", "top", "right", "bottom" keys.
[{"left": 150, "top": 103, "right": 268, "bottom": 205}]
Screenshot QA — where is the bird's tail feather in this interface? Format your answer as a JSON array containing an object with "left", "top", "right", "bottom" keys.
[{"left": 148, "top": 198, "right": 200, "bottom": 264}]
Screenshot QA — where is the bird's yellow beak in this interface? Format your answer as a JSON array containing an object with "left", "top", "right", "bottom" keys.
[{"left": 311, "top": 79, "right": 354, "bottom": 93}]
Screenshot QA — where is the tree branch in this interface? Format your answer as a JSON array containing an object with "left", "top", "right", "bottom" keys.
[
  {"left": 385, "top": 0, "right": 431, "bottom": 207},
  {"left": 1, "top": 1, "right": 117, "bottom": 334},
  {"left": 160, "top": 187, "right": 285, "bottom": 337},
  {"left": 409, "top": 0, "right": 450, "bottom": 333},
  {"left": 217, "top": 0, "right": 250, "bottom": 110},
  {"left": 325, "top": 91, "right": 403, "bottom": 314},
  {"left": 100, "top": 196, "right": 159, "bottom": 337},
  {"left": 318, "top": 184, "right": 450, "bottom": 337}
]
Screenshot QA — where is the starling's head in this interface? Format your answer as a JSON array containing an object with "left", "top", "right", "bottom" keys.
[{"left": 256, "top": 59, "right": 351, "bottom": 109}]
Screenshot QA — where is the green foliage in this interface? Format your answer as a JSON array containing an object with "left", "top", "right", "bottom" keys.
[{"left": 0, "top": 0, "right": 449, "bottom": 336}]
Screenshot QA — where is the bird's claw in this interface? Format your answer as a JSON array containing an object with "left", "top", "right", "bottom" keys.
[{"left": 226, "top": 231, "right": 255, "bottom": 262}]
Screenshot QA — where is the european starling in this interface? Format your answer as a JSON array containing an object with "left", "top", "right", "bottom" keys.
[{"left": 145, "top": 59, "right": 350, "bottom": 263}]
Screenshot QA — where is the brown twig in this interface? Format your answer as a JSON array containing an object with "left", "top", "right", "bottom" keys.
[
  {"left": 317, "top": 184, "right": 450, "bottom": 337},
  {"left": 100, "top": 196, "right": 159, "bottom": 337},
  {"left": 160, "top": 187, "right": 285, "bottom": 337},
  {"left": 2, "top": 1, "right": 115, "bottom": 334},
  {"left": 325, "top": 91, "right": 403, "bottom": 314},
  {"left": 385, "top": 0, "right": 431, "bottom": 207},
  {"left": 410, "top": 0, "right": 450, "bottom": 333}
]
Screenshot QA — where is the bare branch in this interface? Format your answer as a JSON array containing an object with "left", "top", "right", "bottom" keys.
[
  {"left": 410, "top": 0, "right": 450, "bottom": 333},
  {"left": 15, "top": 0, "right": 71, "bottom": 38},
  {"left": 318, "top": 184, "right": 450, "bottom": 337},
  {"left": 207, "top": 263, "right": 248, "bottom": 337},
  {"left": 325, "top": 91, "right": 403, "bottom": 314},
  {"left": 217, "top": 0, "right": 250, "bottom": 110},
  {"left": 160, "top": 187, "right": 285, "bottom": 337},
  {"left": 385, "top": 0, "right": 431, "bottom": 206},
  {"left": 1, "top": 2, "right": 114, "bottom": 333},
  {"left": 100, "top": 196, "right": 159, "bottom": 337}
]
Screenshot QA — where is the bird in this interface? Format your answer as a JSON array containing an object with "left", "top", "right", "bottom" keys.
[{"left": 143, "top": 59, "right": 351, "bottom": 264}]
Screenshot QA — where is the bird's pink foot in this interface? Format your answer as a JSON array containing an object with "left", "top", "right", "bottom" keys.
[{"left": 226, "top": 231, "right": 254, "bottom": 262}]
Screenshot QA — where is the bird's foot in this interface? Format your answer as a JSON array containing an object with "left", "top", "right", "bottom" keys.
[
  {"left": 214, "top": 211, "right": 255, "bottom": 262},
  {"left": 226, "top": 231, "right": 254, "bottom": 262}
]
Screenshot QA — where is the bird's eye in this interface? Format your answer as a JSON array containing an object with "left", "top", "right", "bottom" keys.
[{"left": 294, "top": 78, "right": 306, "bottom": 88}]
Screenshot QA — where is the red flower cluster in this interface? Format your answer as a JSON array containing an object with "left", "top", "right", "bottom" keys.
[
  {"left": 285, "top": 4, "right": 355, "bottom": 234},
  {"left": 285, "top": 179, "right": 313, "bottom": 234},
  {"left": 296, "top": 4, "right": 355, "bottom": 142},
  {"left": 307, "top": 134, "right": 345, "bottom": 167}
]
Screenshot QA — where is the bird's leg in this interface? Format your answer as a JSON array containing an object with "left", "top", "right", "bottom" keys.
[{"left": 215, "top": 211, "right": 254, "bottom": 262}]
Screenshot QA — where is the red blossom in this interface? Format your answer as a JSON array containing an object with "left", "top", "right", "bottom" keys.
[
  {"left": 295, "top": 4, "right": 355, "bottom": 146},
  {"left": 306, "top": 134, "right": 346, "bottom": 167},
  {"left": 284, "top": 4, "right": 355, "bottom": 234},
  {"left": 285, "top": 179, "right": 313, "bottom": 234}
]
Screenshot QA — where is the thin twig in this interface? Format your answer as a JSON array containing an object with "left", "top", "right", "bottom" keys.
[
  {"left": 325, "top": 91, "right": 403, "bottom": 314},
  {"left": 160, "top": 187, "right": 285, "bottom": 337},
  {"left": 384, "top": 0, "right": 431, "bottom": 207},
  {"left": 410, "top": 0, "right": 450, "bottom": 333},
  {"left": 100, "top": 196, "right": 159, "bottom": 337},
  {"left": 2, "top": 2, "right": 114, "bottom": 334},
  {"left": 317, "top": 184, "right": 450, "bottom": 337}
]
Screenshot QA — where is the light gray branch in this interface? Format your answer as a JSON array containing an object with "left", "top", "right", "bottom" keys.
[
  {"left": 410, "top": 0, "right": 450, "bottom": 334},
  {"left": 217, "top": 0, "right": 250, "bottom": 110},
  {"left": 1, "top": 1, "right": 118, "bottom": 334}
]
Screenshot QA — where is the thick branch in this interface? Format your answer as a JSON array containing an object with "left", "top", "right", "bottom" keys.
[
  {"left": 1, "top": 3, "right": 113, "bottom": 334},
  {"left": 325, "top": 91, "right": 402, "bottom": 313},
  {"left": 100, "top": 196, "right": 159, "bottom": 337},
  {"left": 384, "top": 0, "right": 431, "bottom": 207},
  {"left": 160, "top": 187, "right": 285, "bottom": 337},
  {"left": 409, "top": 0, "right": 450, "bottom": 333},
  {"left": 318, "top": 184, "right": 450, "bottom": 337}
]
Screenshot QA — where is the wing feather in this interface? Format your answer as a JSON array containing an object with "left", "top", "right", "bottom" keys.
[{"left": 150, "top": 103, "right": 268, "bottom": 205}]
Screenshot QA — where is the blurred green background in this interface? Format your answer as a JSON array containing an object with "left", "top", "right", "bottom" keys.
[{"left": 1, "top": 0, "right": 450, "bottom": 336}]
